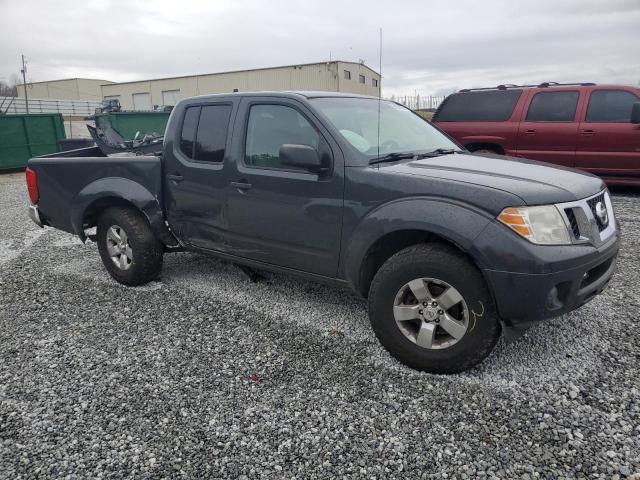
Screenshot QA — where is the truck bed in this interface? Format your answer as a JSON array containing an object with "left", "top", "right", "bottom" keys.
[{"left": 28, "top": 152, "right": 163, "bottom": 238}]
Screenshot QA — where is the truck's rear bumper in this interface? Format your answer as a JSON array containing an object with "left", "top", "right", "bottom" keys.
[
  {"left": 28, "top": 204, "right": 43, "bottom": 228},
  {"left": 483, "top": 234, "right": 619, "bottom": 326}
]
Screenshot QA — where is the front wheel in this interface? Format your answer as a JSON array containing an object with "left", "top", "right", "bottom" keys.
[
  {"left": 368, "top": 243, "right": 501, "bottom": 374},
  {"left": 97, "top": 207, "right": 163, "bottom": 286}
]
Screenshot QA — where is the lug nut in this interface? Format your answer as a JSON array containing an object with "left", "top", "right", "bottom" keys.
[
  {"left": 422, "top": 302, "right": 428, "bottom": 307},
  {"left": 431, "top": 301, "right": 438, "bottom": 307},
  {"left": 418, "top": 309, "right": 423, "bottom": 315},
  {"left": 438, "top": 309, "right": 444, "bottom": 315}
]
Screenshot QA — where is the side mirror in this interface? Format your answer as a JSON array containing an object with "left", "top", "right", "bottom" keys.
[
  {"left": 279, "top": 144, "right": 324, "bottom": 172},
  {"left": 631, "top": 103, "right": 640, "bottom": 124}
]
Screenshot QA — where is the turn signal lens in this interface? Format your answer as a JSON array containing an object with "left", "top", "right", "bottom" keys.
[
  {"left": 25, "top": 167, "right": 39, "bottom": 204},
  {"left": 498, "top": 205, "right": 571, "bottom": 245}
]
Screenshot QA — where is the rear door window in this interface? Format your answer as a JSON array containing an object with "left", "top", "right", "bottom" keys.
[
  {"left": 586, "top": 90, "right": 640, "bottom": 123},
  {"left": 526, "top": 91, "right": 579, "bottom": 122},
  {"left": 179, "top": 106, "right": 200, "bottom": 158},
  {"left": 194, "top": 105, "right": 232, "bottom": 162},
  {"left": 433, "top": 90, "right": 522, "bottom": 122}
]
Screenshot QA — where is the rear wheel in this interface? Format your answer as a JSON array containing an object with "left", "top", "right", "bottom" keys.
[
  {"left": 97, "top": 207, "right": 163, "bottom": 286},
  {"left": 368, "top": 243, "right": 501, "bottom": 374}
]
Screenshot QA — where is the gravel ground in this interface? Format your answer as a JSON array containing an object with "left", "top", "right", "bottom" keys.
[{"left": 0, "top": 172, "right": 638, "bottom": 479}]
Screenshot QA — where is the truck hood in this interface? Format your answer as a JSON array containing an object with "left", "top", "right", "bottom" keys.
[{"left": 386, "top": 152, "right": 605, "bottom": 205}]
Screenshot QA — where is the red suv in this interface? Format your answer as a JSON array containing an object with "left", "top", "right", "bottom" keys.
[{"left": 432, "top": 83, "right": 640, "bottom": 185}]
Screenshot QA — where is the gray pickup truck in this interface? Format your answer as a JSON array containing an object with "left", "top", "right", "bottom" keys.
[{"left": 26, "top": 92, "right": 619, "bottom": 373}]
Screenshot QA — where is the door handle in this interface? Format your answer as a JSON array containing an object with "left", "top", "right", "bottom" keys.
[
  {"left": 231, "top": 181, "right": 252, "bottom": 191},
  {"left": 581, "top": 130, "right": 595, "bottom": 136},
  {"left": 167, "top": 174, "right": 184, "bottom": 182},
  {"left": 524, "top": 129, "right": 537, "bottom": 135}
]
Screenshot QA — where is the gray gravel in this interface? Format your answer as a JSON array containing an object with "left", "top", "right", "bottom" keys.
[{"left": 0, "top": 172, "right": 639, "bottom": 479}]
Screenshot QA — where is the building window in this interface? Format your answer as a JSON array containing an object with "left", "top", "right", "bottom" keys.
[
  {"left": 359, "top": 74, "right": 365, "bottom": 84},
  {"left": 372, "top": 78, "right": 378, "bottom": 88},
  {"left": 344, "top": 70, "right": 351, "bottom": 80}
]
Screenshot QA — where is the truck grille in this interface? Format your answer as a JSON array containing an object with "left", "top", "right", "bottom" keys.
[
  {"left": 564, "top": 208, "right": 580, "bottom": 239},
  {"left": 586, "top": 193, "right": 607, "bottom": 231},
  {"left": 557, "top": 190, "right": 615, "bottom": 246}
]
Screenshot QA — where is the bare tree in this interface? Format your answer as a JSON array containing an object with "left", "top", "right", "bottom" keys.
[{"left": 0, "top": 80, "right": 17, "bottom": 97}]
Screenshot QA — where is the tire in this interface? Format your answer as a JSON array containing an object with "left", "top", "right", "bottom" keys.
[
  {"left": 96, "top": 207, "right": 163, "bottom": 286},
  {"left": 368, "top": 243, "right": 501, "bottom": 374}
]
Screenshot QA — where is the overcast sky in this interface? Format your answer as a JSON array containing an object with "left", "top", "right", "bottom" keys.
[{"left": 1, "top": 0, "right": 639, "bottom": 96}]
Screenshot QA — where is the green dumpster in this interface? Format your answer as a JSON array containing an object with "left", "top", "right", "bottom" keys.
[
  {"left": 0, "top": 113, "right": 66, "bottom": 170},
  {"left": 94, "top": 112, "right": 170, "bottom": 141}
]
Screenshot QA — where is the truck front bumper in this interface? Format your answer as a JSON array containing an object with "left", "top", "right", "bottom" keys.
[
  {"left": 28, "top": 204, "right": 44, "bottom": 228},
  {"left": 482, "top": 233, "right": 619, "bottom": 326}
]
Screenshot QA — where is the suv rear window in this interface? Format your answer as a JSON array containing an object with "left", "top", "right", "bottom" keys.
[
  {"left": 586, "top": 90, "right": 640, "bottom": 123},
  {"left": 434, "top": 90, "right": 522, "bottom": 122},
  {"left": 526, "top": 91, "right": 579, "bottom": 122}
]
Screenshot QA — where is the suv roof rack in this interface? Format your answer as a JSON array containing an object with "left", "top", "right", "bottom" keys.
[{"left": 458, "top": 82, "right": 596, "bottom": 93}]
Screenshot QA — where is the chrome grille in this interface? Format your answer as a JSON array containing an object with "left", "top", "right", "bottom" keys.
[
  {"left": 557, "top": 190, "right": 615, "bottom": 247},
  {"left": 564, "top": 208, "right": 580, "bottom": 239},
  {"left": 586, "top": 193, "right": 607, "bottom": 231}
]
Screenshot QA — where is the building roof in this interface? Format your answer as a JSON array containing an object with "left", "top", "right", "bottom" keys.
[
  {"left": 100, "top": 61, "right": 381, "bottom": 87},
  {"left": 25, "top": 78, "right": 114, "bottom": 85}
]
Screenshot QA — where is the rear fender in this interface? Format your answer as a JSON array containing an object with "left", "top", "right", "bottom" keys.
[{"left": 70, "top": 177, "right": 178, "bottom": 246}]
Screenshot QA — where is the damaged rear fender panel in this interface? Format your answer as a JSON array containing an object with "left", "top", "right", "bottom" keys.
[{"left": 71, "top": 177, "right": 176, "bottom": 246}]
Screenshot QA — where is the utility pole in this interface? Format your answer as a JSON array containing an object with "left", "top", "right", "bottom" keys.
[{"left": 21, "top": 54, "right": 29, "bottom": 113}]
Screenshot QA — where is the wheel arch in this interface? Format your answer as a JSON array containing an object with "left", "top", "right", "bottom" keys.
[
  {"left": 464, "top": 142, "right": 505, "bottom": 154},
  {"left": 70, "top": 177, "right": 178, "bottom": 246},
  {"left": 342, "top": 198, "right": 495, "bottom": 298}
]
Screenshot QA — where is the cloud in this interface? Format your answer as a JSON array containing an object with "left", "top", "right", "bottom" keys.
[{"left": 1, "top": 0, "right": 638, "bottom": 95}]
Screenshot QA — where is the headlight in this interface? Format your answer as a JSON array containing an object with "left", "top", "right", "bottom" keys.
[{"left": 497, "top": 205, "right": 571, "bottom": 245}]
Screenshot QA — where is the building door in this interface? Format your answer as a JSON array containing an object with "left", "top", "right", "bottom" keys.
[
  {"left": 162, "top": 90, "right": 180, "bottom": 106},
  {"left": 516, "top": 90, "right": 581, "bottom": 167},
  {"left": 132, "top": 92, "right": 152, "bottom": 111}
]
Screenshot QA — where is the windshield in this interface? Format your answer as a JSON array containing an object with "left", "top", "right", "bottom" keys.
[{"left": 310, "top": 97, "right": 459, "bottom": 159}]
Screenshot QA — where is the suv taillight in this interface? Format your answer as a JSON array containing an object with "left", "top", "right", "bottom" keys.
[{"left": 25, "top": 167, "right": 39, "bottom": 204}]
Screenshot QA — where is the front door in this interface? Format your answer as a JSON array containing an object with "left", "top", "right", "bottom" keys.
[
  {"left": 516, "top": 90, "right": 581, "bottom": 167},
  {"left": 225, "top": 98, "right": 344, "bottom": 277},
  {"left": 575, "top": 89, "right": 640, "bottom": 178},
  {"left": 163, "top": 101, "right": 236, "bottom": 252}
]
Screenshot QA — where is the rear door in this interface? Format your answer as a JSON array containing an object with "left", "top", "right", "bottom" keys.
[
  {"left": 163, "top": 101, "right": 236, "bottom": 251},
  {"left": 516, "top": 89, "right": 581, "bottom": 167},
  {"left": 575, "top": 88, "right": 640, "bottom": 177},
  {"left": 433, "top": 89, "right": 523, "bottom": 155},
  {"left": 224, "top": 97, "right": 344, "bottom": 277}
]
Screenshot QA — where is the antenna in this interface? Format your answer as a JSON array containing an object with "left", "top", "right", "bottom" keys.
[{"left": 376, "top": 27, "right": 382, "bottom": 167}]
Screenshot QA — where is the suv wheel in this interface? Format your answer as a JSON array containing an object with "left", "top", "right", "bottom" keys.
[
  {"left": 368, "top": 243, "right": 501, "bottom": 374},
  {"left": 97, "top": 207, "right": 163, "bottom": 286}
]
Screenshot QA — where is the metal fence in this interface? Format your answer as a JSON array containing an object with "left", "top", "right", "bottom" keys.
[
  {"left": 385, "top": 95, "right": 446, "bottom": 111},
  {"left": 0, "top": 96, "right": 100, "bottom": 116}
]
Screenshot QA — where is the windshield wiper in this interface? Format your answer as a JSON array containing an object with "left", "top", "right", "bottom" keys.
[
  {"left": 369, "top": 152, "right": 420, "bottom": 165},
  {"left": 369, "top": 149, "right": 465, "bottom": 165},
  {"left": 421, "top": 148, "right": 466, "bottom": 156}
]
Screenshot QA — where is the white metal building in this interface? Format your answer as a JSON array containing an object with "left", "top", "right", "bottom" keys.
[
  {"left": 17, "top": 78, "right": 114, "bottom": 101},
  {"left": 101, "top": 61, "right": 381, "bottom": 110}
]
